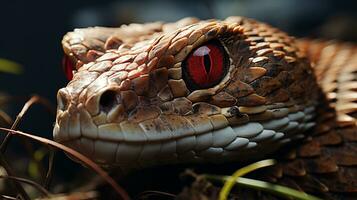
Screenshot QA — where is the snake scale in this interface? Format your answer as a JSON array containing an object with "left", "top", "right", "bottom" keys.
[{"left": 54, "top": 17, "right": 357, "bottom": 199}]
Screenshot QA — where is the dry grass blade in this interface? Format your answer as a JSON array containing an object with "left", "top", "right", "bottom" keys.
[
  {"left": 0, "top": 127, "right": 130, "bottom": 200},
  {"left": 1, "top": 95, "right": 54, "bottom": 153},
  {"left": 0, "top": 95, "right": 56, "bottom": 187},
  {"left": 0, "top": 95, "right": 54, "bottom": 197},
  {"left": 0, "top": 175, "right": 51, "bottom": 197}
]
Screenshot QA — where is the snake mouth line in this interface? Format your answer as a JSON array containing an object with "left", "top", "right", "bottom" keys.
[{"left": 53, "top": 103, "right": 316, "bottom": 166}]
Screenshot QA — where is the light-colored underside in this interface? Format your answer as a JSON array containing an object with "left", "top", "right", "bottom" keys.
[{"left": 55, "top": 102, "right": 315, "bottom": 168}]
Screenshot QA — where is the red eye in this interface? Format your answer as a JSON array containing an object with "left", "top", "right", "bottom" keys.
[
  {"left": 62, "top": 55, "right": 75, "bottom": 80},
  {"left": 183, "top": 40, "right": 229, "bottom": 90}
]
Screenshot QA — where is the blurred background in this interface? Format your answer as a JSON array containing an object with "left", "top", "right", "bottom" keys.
[{"left": 0, "top": 0, "right": 356, "bottom": 195}]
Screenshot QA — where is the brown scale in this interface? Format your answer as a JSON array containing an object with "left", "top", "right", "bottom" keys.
[{"left": 59, "top": 17, "right": 356, "bottom": 199}]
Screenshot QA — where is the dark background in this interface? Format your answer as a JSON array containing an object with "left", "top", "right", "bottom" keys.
[{"left": 0, "top": 0, "right": 356, "bottom": 193}]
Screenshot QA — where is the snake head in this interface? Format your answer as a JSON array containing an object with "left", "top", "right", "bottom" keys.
[{"left": 54, "top": 17, "right": 319, "bottom": 169}]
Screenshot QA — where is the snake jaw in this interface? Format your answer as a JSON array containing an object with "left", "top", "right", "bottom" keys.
[
  {"left": 54, "top": 17, "right": 321, "bottom": 168},
  {"left": 54, "top": 94, "right": 317, "bottom": 167}
]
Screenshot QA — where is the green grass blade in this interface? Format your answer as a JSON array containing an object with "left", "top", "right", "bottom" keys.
[
  {"left": 219, "top": 159, "right": 276, "bottom": 200},
  {"left": 206, "top": 175, "right": 322, "bottom": 200},
  {"left": 0, "top": 58, "right": 23, "bottom": 74}
]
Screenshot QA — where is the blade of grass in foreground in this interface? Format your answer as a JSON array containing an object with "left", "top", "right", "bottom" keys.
[
  {"left": 218, "top": 159, "right": 275, "bottom": 200},
  {"left": 206, "top": 174, "right": 322, "bottom": 200},
  {"left": 0, "top": 58, "right": 23, "bottom": 74}
]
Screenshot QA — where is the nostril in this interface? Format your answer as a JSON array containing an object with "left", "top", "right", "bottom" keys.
[
  {"left": 57, "top": 89, "right": 70, "bottom": 111},
  {"left": 99, "top": 90, "right": 119, "bottom": 112}
]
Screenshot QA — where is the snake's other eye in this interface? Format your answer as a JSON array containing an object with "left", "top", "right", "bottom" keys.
[
  {"left": 182, "top": 40, "right": 229, "bottom": 90},
  {"left": 62, "top": 55, "right": 75, "bottom": 80}
]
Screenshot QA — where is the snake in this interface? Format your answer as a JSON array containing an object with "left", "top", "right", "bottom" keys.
[{"left": 54, "top": 17, "right": 357, "bottom": 199}]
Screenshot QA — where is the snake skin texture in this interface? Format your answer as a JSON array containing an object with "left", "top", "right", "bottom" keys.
[
  {"left": 178, "top": 40, "right": 357, "bottom": 200},
  {"left": 54, "top": 17, "right": 357, "bottom": 199}
]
